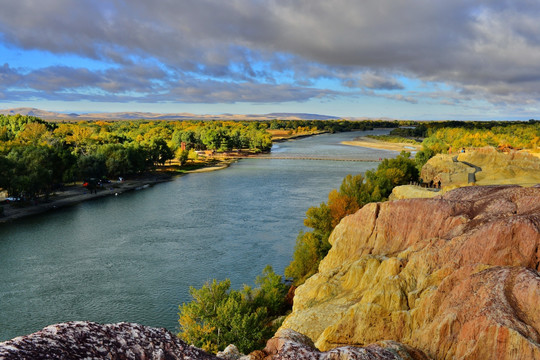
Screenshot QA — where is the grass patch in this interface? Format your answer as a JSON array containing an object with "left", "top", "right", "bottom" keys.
[{"left": 366, "top": 135, "right": 422, "bottom": 144}]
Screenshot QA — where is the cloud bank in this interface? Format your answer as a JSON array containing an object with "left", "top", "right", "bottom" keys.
[{"left": 1, "top": 0, "right": 540, "bottom": 114}]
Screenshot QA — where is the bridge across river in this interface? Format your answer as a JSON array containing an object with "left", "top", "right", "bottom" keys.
[{"left": 235, "top": 156, "right": 382, "bottom": 162}]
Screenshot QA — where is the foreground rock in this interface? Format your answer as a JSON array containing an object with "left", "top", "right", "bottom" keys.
[
  {"left": 0, "top": 322, "right": 426, "bottom": 360},
  {"left": 249, "top": 328, "right": 428, "bottom": 360},
  {"left": 0, "top": 322, "right": 217, "bottom": 360},
  {"left": 281, "top": 185, "right": 540, "bottom": 359}
]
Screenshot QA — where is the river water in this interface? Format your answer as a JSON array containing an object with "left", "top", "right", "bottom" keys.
[{"left": 0, "top": 129, "right": 398, "bottom": 341}]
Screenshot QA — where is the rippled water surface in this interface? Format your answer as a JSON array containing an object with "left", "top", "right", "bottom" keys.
[{"left": 0, "top": 129, "right": 397, "bottom": 340}]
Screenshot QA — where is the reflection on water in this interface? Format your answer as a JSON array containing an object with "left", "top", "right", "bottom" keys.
[{"left": 0, "top": 129, "right": 397, "bottom": 340}]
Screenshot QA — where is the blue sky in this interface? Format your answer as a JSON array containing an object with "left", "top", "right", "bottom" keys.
[{"left": 1, "top": 0, "right": 540, "bottom": 120}]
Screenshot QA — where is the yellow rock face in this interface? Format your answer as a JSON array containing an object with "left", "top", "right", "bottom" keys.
[
  {"left": 280, "top": 186, "right": 540, "bottom": 360},
  {"left": 389, "top": 185, "right": 441, "bottom": 200}
]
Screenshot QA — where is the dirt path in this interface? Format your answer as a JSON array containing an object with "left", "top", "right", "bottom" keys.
[{"left": 452, "top": 155, "right": 482, "bottom": 183}]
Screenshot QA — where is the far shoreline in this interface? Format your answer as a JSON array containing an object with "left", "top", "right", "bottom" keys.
[{"left": 0, "top": 159, "right": 234, "bottom": 224}]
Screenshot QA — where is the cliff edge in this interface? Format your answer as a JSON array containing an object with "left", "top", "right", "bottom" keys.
[{"left": 281, "top": 185, "right": 540, "bottom": 359}]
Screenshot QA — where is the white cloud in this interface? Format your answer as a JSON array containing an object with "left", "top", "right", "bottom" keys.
[{"left": 0, "top": 0, "right": 540, "bottom": 110}]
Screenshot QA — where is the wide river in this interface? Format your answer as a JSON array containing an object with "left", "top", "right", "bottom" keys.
[{"left": 0, "top": 129, "right": 400, "bottom": 341}]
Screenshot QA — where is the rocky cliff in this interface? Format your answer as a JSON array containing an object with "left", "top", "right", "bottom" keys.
[{"left": 281, "top": 185, "right": 540, "bottom": 359}]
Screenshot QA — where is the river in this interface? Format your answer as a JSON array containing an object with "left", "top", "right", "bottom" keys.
[{"left": 0, "top": 129, "right": 399, "bottom": 341}]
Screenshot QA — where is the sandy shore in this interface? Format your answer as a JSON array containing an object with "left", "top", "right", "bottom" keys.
[
  {"left": 0, "top": 160, "right": 233, "bottom": 224},
  {"left": 342, "top": 136, "right": 421, "bottom": 152}
]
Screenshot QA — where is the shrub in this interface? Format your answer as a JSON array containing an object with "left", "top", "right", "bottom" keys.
[{"left": 178, "top": 266, "right": 289, "bottom": 354}]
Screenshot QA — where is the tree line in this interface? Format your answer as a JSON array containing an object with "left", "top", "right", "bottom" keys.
[
  {"left": 0, "top": 115, "right": 410, "bottom": 200},
  {"left": 0, "top": 116, "right": 275, "bottom": 199}
]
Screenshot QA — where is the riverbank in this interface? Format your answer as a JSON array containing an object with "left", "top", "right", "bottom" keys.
[
  {"left": 0, "top": 159, "right": 233, "bottom": 224},
  {"left": 342, "top": 136, "right": 421, "bottom": 152}
]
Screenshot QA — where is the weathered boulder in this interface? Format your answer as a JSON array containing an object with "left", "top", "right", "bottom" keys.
[
  {"left": 0, "top": 321, "right": 218, "bottom": 360},
  {"left": 254, "top": 329, "right": 428, "bottom": 360},
  {"left": 217, "top": 344, "right": 243, "bottom": 360},
  {"left": 281, "top": 185, "right": 540, "bottom": 359}
]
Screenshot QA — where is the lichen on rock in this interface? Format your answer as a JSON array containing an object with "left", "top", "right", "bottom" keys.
[
  {"left": 0, "top": 321, "right": 218, "bottom": 360},
  {"left": 0, "top": 322, "right": 426, "bottom": 360}
]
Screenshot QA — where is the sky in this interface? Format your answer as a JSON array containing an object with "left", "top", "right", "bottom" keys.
[{"left": 1, "top": 0, "right": 540, "bottom": 120}]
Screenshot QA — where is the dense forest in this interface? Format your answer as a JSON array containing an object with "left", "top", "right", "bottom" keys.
[
  {"left": 0, "top": 115, "right": 404, "bottom": 200},
  {"left": 0, "top": 115, "right": 271, "bottom": 199}
]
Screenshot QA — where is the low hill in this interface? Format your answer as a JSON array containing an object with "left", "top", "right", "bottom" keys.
[{"left": 0, "top": 107, "right": 350, "bottom": 121}]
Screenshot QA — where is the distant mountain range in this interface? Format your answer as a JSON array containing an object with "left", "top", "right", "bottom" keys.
[{"left": 0, "top": 107, "right": 371, "bottom": 121}]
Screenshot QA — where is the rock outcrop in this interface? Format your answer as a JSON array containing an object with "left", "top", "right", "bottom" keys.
[
  {"left": 281, "top": 185, "right": 540, "bottom": 359},
  {"left": 389, "top": 185, "right": 441, "bottom": 200},
  {"left": 251, "top": 328, "right": 429, "bottom": 360},
  {"left": 0, "top": 322, "right": 217, "bottom": 360},
  {"left": 421, "top": 148, "right": 540, "bottom": 187}
]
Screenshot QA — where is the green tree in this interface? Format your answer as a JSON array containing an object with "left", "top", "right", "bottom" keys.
[
  {"left": 77, "top": 154, "right": 107, "bottom": 180},
  {"left": 177, "top": 149, "right": 189, "bottom": 166},
  {"left": 146, "top": 138, "right": 174, "bottom": 166},
  {"left": 285, "top": 231, "right": 328, "bottom": 285},
  {"left": 178, "top": 266, "right": 288, "bottom": 354},
  {"left": 5, "top": 146, "right": 60, "bottom": 198},
  {"left": 0, "top": 155, "right": 14, "bottom": 191},
  {"left": 415, "top": 147, "right": 434, "bottom": 172},
  {"left": 304, "top": 202, "right": 332, "bottom": 239}
]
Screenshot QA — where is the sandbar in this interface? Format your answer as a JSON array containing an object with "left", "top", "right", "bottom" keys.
[{"left": 342, "top": 136, "right": 421, "bottom": 152}]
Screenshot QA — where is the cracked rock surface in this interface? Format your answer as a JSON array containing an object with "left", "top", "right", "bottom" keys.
[{"left": 281, "top": 185, "right": 540, "bottom": 359}]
